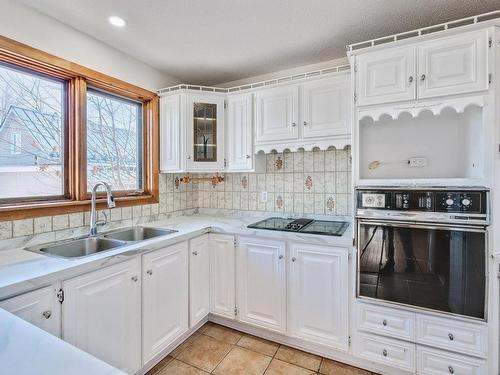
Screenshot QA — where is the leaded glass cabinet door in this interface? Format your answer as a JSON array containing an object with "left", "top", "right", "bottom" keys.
[{"left": 186, "top": 94, "right": 224, "bottom": 171}]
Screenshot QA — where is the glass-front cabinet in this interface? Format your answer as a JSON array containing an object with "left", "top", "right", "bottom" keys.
[{"left": 186, "top": 94, "right": 225, "bottom": 171}]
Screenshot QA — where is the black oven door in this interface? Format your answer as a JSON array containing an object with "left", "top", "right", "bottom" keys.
[{"left": 357, "top": 220, "right": 486, "bottom": 319}]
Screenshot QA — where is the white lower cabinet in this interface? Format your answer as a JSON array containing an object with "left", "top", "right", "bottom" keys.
[
  {"left": 209, "top": 234, "right": 236, "bottom": 319},
  {"left": 417, "top": 346, "right": 486, "bottom": 375},
  {"left": 237, "top": 237, "right": 286, "bottom": 333},
  {"left": 62, "top": 258, "right": 142, "bottom": 374},
  {"left": 142, "top": 242, "right": 189, "bottom": 364},
  {"left": 354, "top": 332, "right": 416, "bottom": 373},
  {"left": 0, "top": 286, "right": 61, "bottom": 337},
  {"left": 189, "top": 235, "right": 210, "bottom": 327},
  {"left": 288, "top": 243, "right": 348, "bottom": 350}
]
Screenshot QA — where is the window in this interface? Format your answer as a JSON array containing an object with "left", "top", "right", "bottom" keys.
[
  {"left": 86, "top": 89, "right": 143, "bottom": 192},
  {"left": 0, "top": 63, "right": 65, "bottom": 200},
  {"left": 0, "top": 35, "right": 159, "bottom": 219}
]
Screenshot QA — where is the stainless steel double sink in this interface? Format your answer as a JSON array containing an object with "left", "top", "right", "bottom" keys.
[{"left": 26, "top": 227, "right": 177, "bottom": 259}]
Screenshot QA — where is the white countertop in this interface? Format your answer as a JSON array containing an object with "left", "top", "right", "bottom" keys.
[
  {"left": 0, "top": 308, "right": 124, "bottom": 375},
  {"left": 0, "top": 212, "right": 352, "bottom": 375}
]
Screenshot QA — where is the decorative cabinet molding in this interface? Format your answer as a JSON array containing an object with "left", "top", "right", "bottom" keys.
[
  {"left": 226, "top": 93, "right": 254, "bottom": 171},
  {"left": 62, "top": 258, "right": 142, "bottom": 374},
  {"left": 0, "top": 286, "right": 61, "bottom": 338},
  {"left": 142, "top": 242, "right": 189, "bottom": 363}
]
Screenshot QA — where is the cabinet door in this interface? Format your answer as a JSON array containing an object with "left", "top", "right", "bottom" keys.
[
  {"left": 288, "top": 243, "right": 349, "bottom": 350},
  {"left": 255, "top": 85, "right": 299, "bottom": 143},
  {"left": 226, "top": 93, "right": 254, "bottom": 171},
  {"left": 143, "top": 242, "right": 189, "bottom": 363},
  {"left": 418, "top": 30, "right": 489, "bottom": 99},
  {"left": 209, "top": 234, "right": 235, "bottom": 319},
  {"left": 237, "top": 237, "right": 286, "bottom": 333},
  {"left": 357, "top": 46, "right": 416, "bottom": 106},
  {"left": 0, "top": 286, "right": 60, "bottom": 338},
  {"left": 160, "top": 94, "right": 183, "bottom": 172},
  {"left": 302, "top": 75, "right": 350, "bottom": 138},
  {"left": 189, "top": 235, "right": 210, "bottom": 327},
  {"left": 62, "top": 259, "right": 141, "bottom": 374},
  {"left": 186, "top": 94, "right": 225, "bottom": 171}
]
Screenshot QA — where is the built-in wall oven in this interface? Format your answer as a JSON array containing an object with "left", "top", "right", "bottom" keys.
[{"left": 356, "top": 188, "right": 489, "bottom": 320}]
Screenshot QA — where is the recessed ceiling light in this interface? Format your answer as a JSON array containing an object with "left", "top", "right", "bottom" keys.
[{"left": 108, "top": 16, "right": 126, "bottom": 27}]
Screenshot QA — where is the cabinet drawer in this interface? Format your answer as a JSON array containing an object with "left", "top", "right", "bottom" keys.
[
  {"left": 358, "top": 302, "right": 415, "bottom": 341},
  {"left": 417, "top": 346, "right": 487, "bottom": 375},
  {"left": 354, "top": 332, "right": 416, "bottom": 372},
  {"left": 416, "top": 315, "right": 487, "bottom": 358}
]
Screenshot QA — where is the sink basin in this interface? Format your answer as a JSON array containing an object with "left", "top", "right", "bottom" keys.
[
  {"left": 28, "top": 237, "right": 126, "bottom": 258},
  {"left": 103, "top": 227, "right": 177, "bottom": 242}
]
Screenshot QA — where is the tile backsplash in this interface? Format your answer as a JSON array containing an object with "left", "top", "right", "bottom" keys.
[{"left": 0, "top": 149, "right": 351, "bottom": 244}]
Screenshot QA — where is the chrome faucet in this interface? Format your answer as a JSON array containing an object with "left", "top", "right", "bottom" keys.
[{"left": 89, "top": 181, "right": 116, "bottom": 236}]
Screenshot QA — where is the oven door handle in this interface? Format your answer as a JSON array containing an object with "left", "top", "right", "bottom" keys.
[{"left": 357, "top": 219, "right": 487, "bottom": 233}]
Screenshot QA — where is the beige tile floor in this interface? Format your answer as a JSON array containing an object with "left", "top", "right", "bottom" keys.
[{"left": 147, "top": 323, "right": 378, "bottom": 375}]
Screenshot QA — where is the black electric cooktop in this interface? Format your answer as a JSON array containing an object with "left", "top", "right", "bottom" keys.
[{"left": 247, "top": 217, "right": 349, "bottom": 236}]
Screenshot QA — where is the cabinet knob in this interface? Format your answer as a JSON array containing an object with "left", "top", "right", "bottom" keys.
[
  {"left": 448, "top": 333, "right": 454, "bottom": 341},
  {"left": 187, "top": 155, "right": 191, "bottom": 159},
  {"left": 42, "top": 310, "right": 52, "bottom": 319},
  {"left": 278, "top": 254, "right": 284, "bottom": 260},
  {"left": 382, "top": 349, "right": 388, "bottom": 357},
  {"left": 292, "top": 122, "right": 297, "bottom": 127},
  {"left": 291, "top": 257, "right": 296, "bottom": 262},
  {"left": 146, "top": 270, "right": 153, "bottom": 275},
  {"left": 420, "top": 74, "right": 426, "bottom": 81},
  {"left": 448, "top": 366, "right": 454, "bottom": 374},
  {"left": 246, "top": 155, "right": 251, "bottom": 159},
  {"left": 131, "top": 276, "right": 138, "bottom": 282},
  {"left": 408, "top": 76, "right": 414, "bottom": 83},
  {"left": 382, "top": 319, "right": 387, "bottom": 326},
  {"left": 303, "top": 121, "right": 307, "bottom": 126},
  {"left": 192, "top": 251, "right": 198, "bottom": 256}
]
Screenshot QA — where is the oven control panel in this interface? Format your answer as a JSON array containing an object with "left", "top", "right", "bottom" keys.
[{"left": 357, "top": 189, "right": 487, "bottom": 214}]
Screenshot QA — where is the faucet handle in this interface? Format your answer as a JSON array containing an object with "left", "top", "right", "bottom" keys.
[
  {"left": 96, "top": 211, "right": 108, "bottom": 227},
  {"left": 108, "top": 195, "right": 116, "bottom": 209}
]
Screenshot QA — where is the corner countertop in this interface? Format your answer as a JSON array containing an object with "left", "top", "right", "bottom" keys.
[{"left": 0, "top": 308, "right": 124, "bottom": 375}]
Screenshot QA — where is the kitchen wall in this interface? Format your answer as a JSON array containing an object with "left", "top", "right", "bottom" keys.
[
  {"left": 0, "top": 0, "right": 179, "bottom": 91},
  {"left": 196, "top": 149, "right": 352, "bottom": 216}
]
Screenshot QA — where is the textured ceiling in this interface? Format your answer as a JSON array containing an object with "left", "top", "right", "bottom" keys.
[{"left": 18, "top": 0, "right": 500, "bottom": 86}]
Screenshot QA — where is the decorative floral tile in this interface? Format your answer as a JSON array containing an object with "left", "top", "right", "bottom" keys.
[
  {"left": 241, "top": 175, "right": 248, "bottom": 189},
  {"left": 326, "top": 196, "right": 336, "bottom": 212},
  {"left": 274, "top": 155, "right": 283, "bottom": 171},
  {"left": 276, "top": 195, "right": 283, "bottom": 210},
  {"left": 304, "top": 175, "right": 313, "bottom": 191}
]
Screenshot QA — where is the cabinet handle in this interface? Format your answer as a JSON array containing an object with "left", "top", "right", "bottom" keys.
[
  {"left": 187, "top": 155, "right": 191, "bottom": 159},
  {"left": 278, "top": 254, "right": 284, "bottom": 260},
  {"left": 291, "top": 257, "right": 296, "bottom": 262},
  {"left": 146, "top": 270, "right": 153, "bottom": 275},
  {"left": 408, "top": 76, "right": 414, "bottom": 83},
  {"left": 246, "top": 155, "right": 251, "bottom": 159},
  {"left": 131, "top": 276, "right": 138, "bottom": 282},
  {"left": 448, "top": 366, "right": 454, "bottom": 374},
  {"left": 382, "top": 319, "right": 387, "bottom": 326},
  {"left": 382, "top": 349, "right": 388, "bottom": 357},
  {"left": 303, "top": 121, "right": 307, "bottom": 126},
  {"left": 192, "top": 251, "right": 198, "bottom": 256},
  {"left": 420, "top": 74, "right": 426, "bottom": 81},
  {"left": 42, "top": 310, "right": 52, "bottom": 319},
  {"left": 292, "top": 122, "right": 297, "bottom": 127},
  {"left": 448, "top": 333, "right": 454, "bottom": 341}
]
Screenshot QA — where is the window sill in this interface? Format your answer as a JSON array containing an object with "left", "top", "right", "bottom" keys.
[{"left": 0, "top": 194, "right": 159, "bottom": 221}]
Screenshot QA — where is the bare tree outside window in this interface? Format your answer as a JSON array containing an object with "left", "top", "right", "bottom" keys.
[
  {"left": 0, "top": 63, "right": 64, "bottom": 199},
  {"left": 86, "top": 89, "right": 143, "bottom": 192}
]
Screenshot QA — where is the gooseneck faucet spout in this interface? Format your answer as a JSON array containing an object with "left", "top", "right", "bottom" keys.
[{"left": 89, "top": 181, "right": 116, "bottom": 236}]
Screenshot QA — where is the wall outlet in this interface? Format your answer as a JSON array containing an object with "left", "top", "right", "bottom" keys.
[
  {"left": 261, "top": 191, "right": 268, "bottom": 203},
  {"left": 409, "top": 157, "right": 427, "bottom": 168}
]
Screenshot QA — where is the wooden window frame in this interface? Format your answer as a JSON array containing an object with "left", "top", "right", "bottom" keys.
[{"left": 0, "top": 35, "right": 159, "bottom": 221}]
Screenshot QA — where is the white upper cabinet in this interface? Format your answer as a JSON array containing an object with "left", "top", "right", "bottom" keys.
[
  {"left": 189, "top": 235, "right": 210, "bottom": 327},
  {"left": 0, "top": 286, "right": 61, "bottom": 338},
  {"left": 209, "top": 234, "right": 236, "bottom": 319},
  {"left": 301, "top": 76, "right": 350, "bottom": 138},
  {"left": 160, "top": 94, "right": 183, "bottom": 173},
  {"left": 355, "top": 29, "right": 489, "bottom": 106},
  {"left": 226, "top": 93, "right": 254, "bottom": 171},
  {"left": 142, "top": 242, "right": 189, "bottom": 364},
  {"left": 288, "top": 243, "right": 349, "bottom": 351},
  {"left": 357, "top": 46, "right": 416, "bottom": 106},
  {"left": 62, "top": 259, "right": 142, "bottom": 374},
  {"left": 186, "top": 93, "right": 225, "bottom": 171},
  {"left": 417, "top": 30, "right": 489, "bottom": 99},
  {"left": 255, "top": 85, "right": 299, "bottom": 143},
  {"left": 237, "top": 237, "right": 286, "bottom": 333}
]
